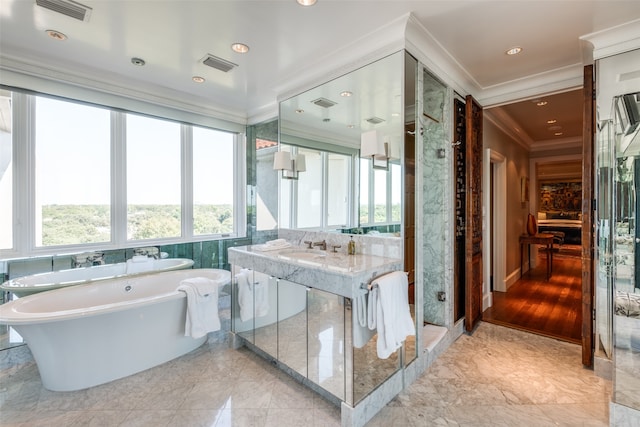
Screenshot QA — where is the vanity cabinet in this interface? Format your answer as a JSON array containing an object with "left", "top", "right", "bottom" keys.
[
  {"left": 231, "top": 266, "right": 346, "bottom": 400},
  {"left": 307, "top": 288, "right": 346, "bottom": 401},
  {"left": 228, "top": 245, "right": 406, "bottom": 426},
  {"left": 277, "top": 279, "right": 308, "bottom": 377},
  {"left": 254, "top": 275, "right": 278, "bottom": 358}
]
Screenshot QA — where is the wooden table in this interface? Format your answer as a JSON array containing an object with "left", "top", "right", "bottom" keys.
[{"left": 520, "top": 233, "right": 554, "bottom": 281}]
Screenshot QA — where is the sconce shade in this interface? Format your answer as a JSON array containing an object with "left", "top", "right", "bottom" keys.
[
  {"left": 360, "top": 130, "right": 386, "bottom": 159},
  {"left": 273, "top": 151, "right": 292, "bottom": 170},
  {"left": 294, "top": 154, "right": 306, "bottom": 172},
  {"left": 273, "top": 150, "right": 306, "bottom": 179}
]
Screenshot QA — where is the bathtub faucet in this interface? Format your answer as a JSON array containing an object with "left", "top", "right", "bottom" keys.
[
  {"left": 133, "top": 247, "right": 160, "bottom": 259},
  {"left": 72, "top": 252, "right": 105, "bottom": 268}
]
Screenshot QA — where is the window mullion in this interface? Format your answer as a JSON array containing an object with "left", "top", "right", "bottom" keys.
[
  {"left": 322, "top": 152, "right": 328, "bottom": 229},
  {"left": 236, "top": 133, "right": 247, "bottom": 238},
  {"left": 182, "top": 125, "right": 193, "bottom": 239},
  {"left": 112, "top": 111, "right": 127, "bottom": 246},
  {"left": 387, "top": 167, "right": 393, "bottom": 223},
  {"left": 368, "top": 161, "right": 375, "bottom": 224},
  {"left": 13, "top": 93, "right": 33, "bottom": 256}
]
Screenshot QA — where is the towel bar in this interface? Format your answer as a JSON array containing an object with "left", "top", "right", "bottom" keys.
[{"left": 360, "top": 271, "right": 409, "bottom": 291}]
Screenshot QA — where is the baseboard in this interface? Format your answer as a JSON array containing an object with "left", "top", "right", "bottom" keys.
[{"left": 504, "top": 267, "right": 521, "bottom": 291}]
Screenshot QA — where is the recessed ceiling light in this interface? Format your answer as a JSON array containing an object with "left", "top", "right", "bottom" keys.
[
  {"left": 45, "top": 29, "right": 67, "bottom": 41},
  {"left": 391, "top": 112, "right": 400, "bottom": 117},
  {"left": 536, "top": 101, "right": 548, "bottom": 106},
  {"left": 295, "top": 109, "right": 304, "bottom": 114},
  {"left": 547, "top": 119, "right": 557, "bottom": 124},
  {"left": 231, "top": 43, "right": 249, "bottom": 53},
  {"left": 506, "top": 46, "right": 522, "bottom": 55},
  {"left": 340, "top": 91, "right": 352, "bottom": 97},
  {"left": 297, "top": 0, "right": 317, "bottom": 5},
  {"left": 131, "top": 57, "right": 146, "bottom": 66},
  {"left": 192, "top": 76, "right": 205, "bottom": 83},
  {"left": 555, "top": 132, "right": 564, "bottom": 136}
]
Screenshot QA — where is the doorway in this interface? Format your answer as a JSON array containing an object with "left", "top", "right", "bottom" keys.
[{"left": 483, "top": 155, "right": 584, "bottom": 344}]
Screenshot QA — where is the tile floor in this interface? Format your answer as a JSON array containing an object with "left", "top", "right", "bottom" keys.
[{"left": 0, "top": 322, "right": 611, "bottom": 426}]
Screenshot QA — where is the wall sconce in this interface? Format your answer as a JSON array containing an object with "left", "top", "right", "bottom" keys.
[
  {"left": 360, "top": 130, "right": 388, "bottom": 170},
  {"left": 273, "top": 151, "right": 306, "bottom": 180}
]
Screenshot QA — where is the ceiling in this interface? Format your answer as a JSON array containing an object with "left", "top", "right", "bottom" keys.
[{"left": 1, "top": 0, "right": 639, "bottom": 150}]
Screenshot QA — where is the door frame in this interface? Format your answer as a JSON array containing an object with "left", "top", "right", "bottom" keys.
[{"left": 483, "top": 148, "right": 506, "bottom": 308}]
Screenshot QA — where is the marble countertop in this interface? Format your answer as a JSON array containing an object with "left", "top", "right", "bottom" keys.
[{"left": 228, "top": 245, "right": 403, "bottom": 298}]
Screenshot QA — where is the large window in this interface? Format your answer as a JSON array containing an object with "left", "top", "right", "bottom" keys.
[
  {"left": 193, "top": 126, "right": 235, "bottom": 235},
  {"left": 126, "top": 113, "right": 181, "bottom": 240},
  {"left": 3, "top": 90, "right": 244, "bottom": 257},
  {"left": 35, "top": 97, "right": 111, "bottom": 246},
  {"left": 359, "top": 159, "right": 401, "bottom": 225}
]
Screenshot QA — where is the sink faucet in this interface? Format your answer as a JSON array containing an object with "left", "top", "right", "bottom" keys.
[{"left": 313, "top": 240, "right": 327, "bottom": 250}]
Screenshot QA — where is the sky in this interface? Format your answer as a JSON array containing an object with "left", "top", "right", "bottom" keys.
[{"left": 34, "top": 97, "right": 234, "bottom": 206}]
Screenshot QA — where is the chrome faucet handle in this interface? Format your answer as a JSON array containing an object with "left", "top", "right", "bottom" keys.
[
  {"left": 304, "top": 240, "right": 313, "bottom": 249},
  {"left": 331, "top": 245, "right": 341, "bottom": 253},
  {"left": 313, "top": 240, "right": 327, "bottom": 250}
]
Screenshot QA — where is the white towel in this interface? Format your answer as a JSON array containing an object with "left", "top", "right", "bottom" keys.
[
  {"left": 253, "top": 242, "right": 291, "bottom": 251},
  {"left": 236, "top": 269, "right": 253, "bottom": 322},
  {"left": 353, "top": 293, "right": 375, "bottom": 348},
  {"left": 253, "top": 271, "right": 270, "bottom": 318},
  {"left": 176, "top": 277, "right": 220, "bottom": 339},
  {"left": 266, "top": 238, "right": 287, "bottom": 246},
  {"left": 370, "top": 271, "right": 415, "bottom": 359}
]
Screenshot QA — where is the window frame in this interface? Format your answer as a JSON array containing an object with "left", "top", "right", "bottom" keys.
[
  {"left": 280, "top": 144, "right": 357, "bottom": 231},
  {"left": 360, "top": 158, "right": 402, "bottom": 227},
  {"left": 2, "top": 90, "right": 246, "bottom": 258}
]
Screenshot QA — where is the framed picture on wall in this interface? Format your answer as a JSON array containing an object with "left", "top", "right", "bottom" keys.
[{"left": 521, "top": 177, "right": 529, "bottom": 203}]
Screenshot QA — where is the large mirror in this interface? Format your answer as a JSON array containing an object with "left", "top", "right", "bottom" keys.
[
  {"left": 278, "top": 51, "right": 405, "bottom": 234},
  {"left": 275, "top": 50, "right": 419, "bottom": 376},
  {"left": 597, "top": 47, "right": 640, "bottom": 415}
]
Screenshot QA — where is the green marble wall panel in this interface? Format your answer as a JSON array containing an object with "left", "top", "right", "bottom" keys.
[{"left": 421, "top": 69, "right": 452, "bottom": 327}]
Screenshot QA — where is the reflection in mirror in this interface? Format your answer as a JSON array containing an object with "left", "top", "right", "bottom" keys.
[
  {"left": 612, "top": 92, "right": 640, "bottom": 411},
  {"left": 277, "top": 51, "right": 418, "bottom": 387},
  {"left": 279, "top": 51, "right": 404, "bottom": 234},
  {"left": 279, "top": 145, "right": 354, "bottom": 230}
]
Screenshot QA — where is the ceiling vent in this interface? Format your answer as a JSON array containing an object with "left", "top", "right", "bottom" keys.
[
  {"left": 201, "top": 54, "right": 237, "bottom": 73},
  {"left": 311, "top": 98, "right": 337, "bottom": 108},
  {"left": 365, "top": 116, "right": 385, "bottom": 125},
  {"left": 35, "top": 0, "right": 92, "bottom": 22}
]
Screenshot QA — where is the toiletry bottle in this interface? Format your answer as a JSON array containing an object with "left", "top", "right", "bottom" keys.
[{"left": 348, "top": 236, "right": 356, "bottom": 255}]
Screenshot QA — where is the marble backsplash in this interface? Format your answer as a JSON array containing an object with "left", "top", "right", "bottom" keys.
[{"left": 277, "top": 229, "right": 402, "bottom": 260}]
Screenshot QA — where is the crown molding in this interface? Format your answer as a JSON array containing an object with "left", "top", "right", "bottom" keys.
[
  {"left": 273, "top": 14, "right": 409, "bottom": 103},
  {"left": 477, "top": 63, "right": 584, "bottom": 108},
  {"left": 403, "top": 13, "right": 477, "bottom": 99},
  {"left": 529, "top": 136, "right": 583, "bottom": 153},
  {"left": 484, "top": 108, "right": 532, "bottom": 151},
  {"left": 0, "top": 53, "right": 248, "bottom": 128},
  {"left": 581, "top": 18, "right": 640, "bottom": 60}
]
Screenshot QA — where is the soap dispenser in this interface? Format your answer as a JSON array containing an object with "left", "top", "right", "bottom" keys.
[{"left": 348, "top": 235, "right": 356, "bottom": 255}]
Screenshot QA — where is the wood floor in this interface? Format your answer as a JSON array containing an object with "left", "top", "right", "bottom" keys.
[{"left": 482, "top": 245, "right": 582, "bottom": 344}]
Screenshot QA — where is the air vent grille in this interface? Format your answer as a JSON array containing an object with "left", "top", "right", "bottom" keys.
[
  {"left": 202, "top": 54, "right": 237, "bottom": 72},
  {"left": 311, "top": 98, "right": 337, "bottom": 108},
  {"left": 35, "top": 0, "right": 92, "bottom": 22},
  {"left": 365, "top": 116, "right": 385, "bottom": 124}
]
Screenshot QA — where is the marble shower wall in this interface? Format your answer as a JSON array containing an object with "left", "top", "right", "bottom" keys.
[{"left": 421, "top": 70, "right": 452, "bottom": 327}]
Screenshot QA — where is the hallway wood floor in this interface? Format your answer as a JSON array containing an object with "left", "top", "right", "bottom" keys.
[{"left": 482, "top": 245, "right": 582, "bottom": 344}]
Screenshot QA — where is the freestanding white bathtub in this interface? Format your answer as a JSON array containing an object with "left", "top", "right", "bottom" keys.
[
  {"left": 0, "top": 268, "right": 231, "bottom": 391},
  {"left": 0, "top": 257, "right": 195, "bottom": 297}
]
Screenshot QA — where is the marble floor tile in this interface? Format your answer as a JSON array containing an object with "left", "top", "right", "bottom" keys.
[{"left": 0, "top": 322, "right": 612, "bottom": 426}]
